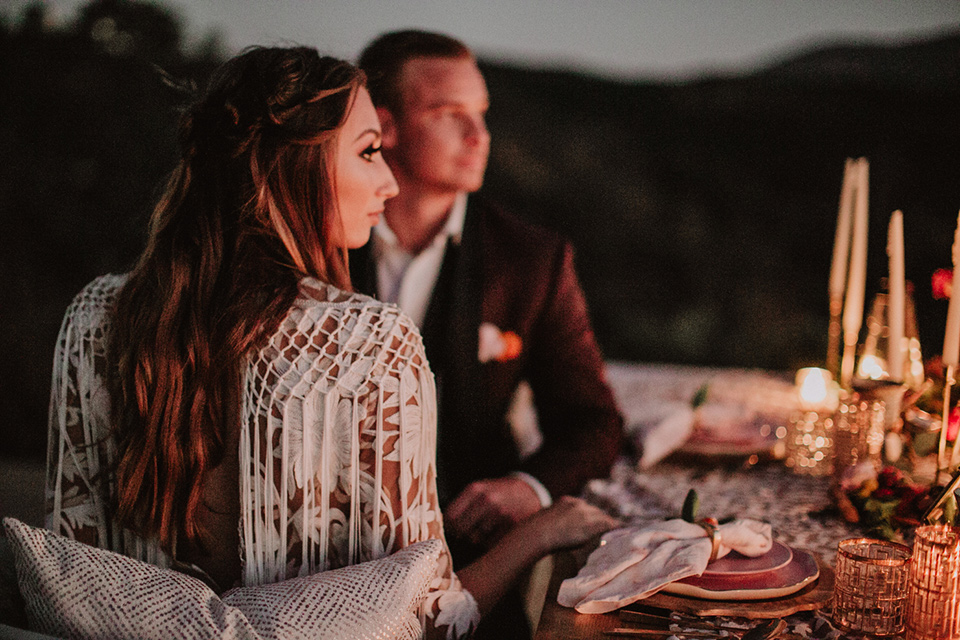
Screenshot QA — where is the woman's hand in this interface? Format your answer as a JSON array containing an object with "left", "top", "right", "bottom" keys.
[
  {"left": 523, "top": 496, "right": 620, "bottom": 556},
  {"left": 455, "top": 495, "right": 619, "bottom": 618}
]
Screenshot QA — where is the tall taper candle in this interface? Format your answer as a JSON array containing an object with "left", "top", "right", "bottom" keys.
[
  {"left": 944, "top": 211, "right": 960, "bottom": 367},
  {"left": 841, "top": 158, "right": 869, "bottom": 386},
  {"left": 887, "top": 210, "right": 905, "bottom": 381},
  {"left": 830, "top": 159, "right": 856, "bottom": 299},
  {"left": 943, "top": 212, "right": 960, "bottom": 475},
  {"left": 828, "top": 159, "right": 857, "bottom": 378}
]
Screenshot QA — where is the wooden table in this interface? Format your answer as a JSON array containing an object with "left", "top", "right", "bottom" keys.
[
  {"left": 535, "top": 550, "right": 618, "bottom": 640},
  {"left": 535, "top": 547, "right": 837, "bottom": 639},
  {"left": 531, "top": 363, "right": 862, "bottom": 638}
]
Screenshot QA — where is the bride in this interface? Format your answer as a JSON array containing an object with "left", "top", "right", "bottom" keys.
[{"left": 46, "top": 45, "right": 616, "bottom": 638}]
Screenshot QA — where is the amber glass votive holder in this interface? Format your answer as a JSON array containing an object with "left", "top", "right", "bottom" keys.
[
  {"left": 833, "top": 387, "right": 886, "bottom": 478},
  {"left": 905, "top": 525, "right": 960, "bottom": 640},
  {"left": 785, "top": 410, "right": 834, "bottom": 475},
  {"left": 833, "top": 537, "right": 913, "bottom": 636}
]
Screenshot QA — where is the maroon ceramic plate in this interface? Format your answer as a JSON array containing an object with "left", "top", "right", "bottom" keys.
[
  {"left": 662, "top": 548, "right": 819, "bottom": 601},
  {"left": 702, "top": 541, "right": 793, "bottom": 577}
]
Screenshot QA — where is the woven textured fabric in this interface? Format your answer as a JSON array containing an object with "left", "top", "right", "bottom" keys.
[
  {"left": 46, "top": 275, "right": 480, "bottom": 639},
  {"left": 5, "top": 517, "right": 441, "bottom": 640},
  {"left": 222, "top": 537, "right": 440, "bottom": 640}
]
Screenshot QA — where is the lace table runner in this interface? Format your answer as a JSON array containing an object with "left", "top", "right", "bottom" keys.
[
  {"left": 575, "top": 363, "right": 887, "bottom": 639},
  {"left": 580, "top": 460, "right": 881, "bottom": 639},
  {"left": 585, "top": 459, "right": 858, "bottom": 565}
]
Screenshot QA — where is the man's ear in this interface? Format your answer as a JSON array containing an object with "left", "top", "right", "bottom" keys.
[{"left": 377, "top": 107, "right": 398, "bottom": 149}]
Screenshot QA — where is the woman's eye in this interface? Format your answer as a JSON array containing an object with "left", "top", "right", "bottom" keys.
[{"left": 360, "top": 144, "right": 382, "bottom": 162}]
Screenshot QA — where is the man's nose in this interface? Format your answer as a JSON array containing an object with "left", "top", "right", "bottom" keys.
[{"left": 464, "top": 114, "right": 490, "bottom": 147}]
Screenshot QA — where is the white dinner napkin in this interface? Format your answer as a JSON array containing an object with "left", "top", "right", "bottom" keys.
[
  {"left": 633, "top": 402, "right": 696, "bottom": 468},
  {"left": 557, "top": 518, "right": 772, "bottom": 614}
]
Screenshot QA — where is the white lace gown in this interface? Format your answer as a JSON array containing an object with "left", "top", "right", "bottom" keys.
[{"left": 46, "top": 274, "right": 480, "bottom": 639}]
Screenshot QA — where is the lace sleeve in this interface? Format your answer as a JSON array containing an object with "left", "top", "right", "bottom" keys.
[
  {"left": 45, "top": 275, "right": 167, "bottom": 565},
  {"left": 46, "top": 279, "right": 114, "bottom": 547},
  {"left": 239, "top": 284, "right": 479, "bottom": 639},
  {"left": 378, "top": 317, "right": 480, "bottom": 640}
]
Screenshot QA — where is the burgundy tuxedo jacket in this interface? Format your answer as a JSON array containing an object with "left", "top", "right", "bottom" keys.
[{"left": 350, "top": 196, "right": 623, "bottom": 507}]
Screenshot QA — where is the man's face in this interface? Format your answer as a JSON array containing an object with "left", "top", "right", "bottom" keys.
[{"left": 382, "top": 56, "right": 490, "bottom": 195}]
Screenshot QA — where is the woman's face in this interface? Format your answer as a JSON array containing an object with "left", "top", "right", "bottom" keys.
[{"left": 334, "top": 87, "right": 399, "bottom": 248}]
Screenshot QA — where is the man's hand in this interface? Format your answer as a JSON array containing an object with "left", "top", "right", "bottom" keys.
[{"left": 445, "top": 475, "right": 543, "bottom": 547}]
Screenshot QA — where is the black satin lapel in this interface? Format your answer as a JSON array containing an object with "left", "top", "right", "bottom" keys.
[
  {"left": 449, "top": 207, "right": 483, "bottom": 400},
  {"left": 433, "top": 203, "right": 486, "bottom": 505},
  {"left": 420, "top": 237, "right": 458, "bottom": 369}
]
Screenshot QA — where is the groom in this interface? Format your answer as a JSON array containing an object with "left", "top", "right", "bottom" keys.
[{"left": 351, "top": 30, "right": 623, "bottom": 632}]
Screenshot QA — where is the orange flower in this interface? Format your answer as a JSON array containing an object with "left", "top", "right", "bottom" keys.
[
  {"left": 478, "top": 323, "right": 523, "bottom": 363},
  {"left": 499, "top": 331, "right": 522, "bottom": 362}
]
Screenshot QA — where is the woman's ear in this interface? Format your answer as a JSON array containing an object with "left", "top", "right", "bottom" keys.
[{"left": 377, "top": 107, "right": 398, "bottom": 149}]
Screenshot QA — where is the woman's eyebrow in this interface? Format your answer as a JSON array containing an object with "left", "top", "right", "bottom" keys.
[{"left": 354, "top": 128, "right": 380, "bottom": 142}]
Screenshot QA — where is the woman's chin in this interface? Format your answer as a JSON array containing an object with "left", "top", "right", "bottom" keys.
[{"left": 345, "top": 229, "right": 374, "bottom": 250}]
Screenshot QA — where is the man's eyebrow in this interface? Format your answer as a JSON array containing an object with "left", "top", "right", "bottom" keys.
[
  {"left": 421, "top": 99, "right": 457, "bottom": 110},
  {"left": 422, "top": 99, "right": 489, "bottom": 111}
]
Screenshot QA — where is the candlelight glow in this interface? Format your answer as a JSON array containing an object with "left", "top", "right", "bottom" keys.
[
  {"left": 796, "top": 367, "right": 830, "bottom": 405},
  {"left": 857, "top": 354, "right": 887, "bottom": 380}
]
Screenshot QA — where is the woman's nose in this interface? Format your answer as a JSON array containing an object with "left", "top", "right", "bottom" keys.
[{"left": 379, "top": 162, "right": 399, "bottom": 199}]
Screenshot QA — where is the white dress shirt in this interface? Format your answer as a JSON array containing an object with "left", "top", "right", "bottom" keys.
[
  {"left": 370, "top": 194, "right": 551, "bottom": 508},
  {"left": 372, "top": 193, "right": 467, "bottom": 328}
]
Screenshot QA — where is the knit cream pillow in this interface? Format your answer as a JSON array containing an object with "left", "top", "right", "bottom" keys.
[{"left": 3, "top": 518, "right": 439, "bottom": 640}]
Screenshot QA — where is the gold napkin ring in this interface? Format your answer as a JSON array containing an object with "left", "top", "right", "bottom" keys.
[{"left": 697, "top": 521, "right": 722, "bottom": 563}]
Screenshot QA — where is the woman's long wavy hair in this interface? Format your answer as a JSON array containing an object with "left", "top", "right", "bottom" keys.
[{"left": 109, "top": 47, "right": 364, "bottom": 552}]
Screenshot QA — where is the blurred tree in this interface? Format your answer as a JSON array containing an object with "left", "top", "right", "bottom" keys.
[
  {"left": 2, "top": 0, "right": 957, "bottom": 462},
  {"left": 0, "top": 0, "right": 222, "bottom": 459},
  {"left": 76, "top": 0, "right": 183, "bottom": 64},
  {"left": 480, "top": 33, "right": 960, "bottom": 369}
]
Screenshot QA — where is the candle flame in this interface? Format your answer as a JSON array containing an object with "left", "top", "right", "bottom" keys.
[
  {"left": 857, "top": 354, "right": 887, "bottom": 380},
  {"left": 797, "top": 368, "right": 830, "bottom": 405}
]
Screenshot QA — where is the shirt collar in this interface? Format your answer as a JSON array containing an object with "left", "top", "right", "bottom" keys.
[{"left": 374, "top": 192, "right": 468, "bottom": 253}]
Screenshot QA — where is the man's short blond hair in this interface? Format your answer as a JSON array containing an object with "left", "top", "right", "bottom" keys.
[{"left": 358, "top": 30, "right": 472, "bottom": 114}]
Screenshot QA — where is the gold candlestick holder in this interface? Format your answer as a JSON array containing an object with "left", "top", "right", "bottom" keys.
[
  {"left": 940, "top": 365, "right": 957, "bottom": 481},
  {"left": 828, "top": 296, "right": 843, "bottom": 381},
  {"left": 841, "top": 338, "right": 858, "bottom": 391}
]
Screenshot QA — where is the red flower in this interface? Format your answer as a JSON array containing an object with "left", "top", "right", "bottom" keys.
[
  {"left": 877, "top": 466, "right": 904, "bottom": 488},
  {"left": 933, "top": 268, "right": 953, "bottom": 300},
  {"left": 925, "top": 355, "right": 945, "bottom": 379},
  {"left": 949, "top": 406, "right": 960, "bottom": 442},
  {"left": 896, "top": 485, "right": 931, "bottom": 517},
  {"left": 874, "top": 487, "right": 896, "bottom": 500}
]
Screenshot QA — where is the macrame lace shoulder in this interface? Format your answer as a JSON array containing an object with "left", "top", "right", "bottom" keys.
[
  {"left": 44, "top": 274, "right": 169, "bottom": 564},
  {"left": 46, "top": 275, "right": 479, "bottom": 639}
]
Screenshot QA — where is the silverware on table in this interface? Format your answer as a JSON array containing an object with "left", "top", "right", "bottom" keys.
[
  {"left": 610, "top": 611, "right": 786, "bottom": 640},
  {"left": 739, "top": 619, "right": 786, "bottom": 640},
  {"left": 605, "top": 630, "right": 717, "bottom": 638},
  {"left": 620, "top": 609, "right": 747, "bottom": 632}
]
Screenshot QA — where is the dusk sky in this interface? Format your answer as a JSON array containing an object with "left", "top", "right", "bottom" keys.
[{"left": 7, "top": 0, "right": 960, "bottom": 79}]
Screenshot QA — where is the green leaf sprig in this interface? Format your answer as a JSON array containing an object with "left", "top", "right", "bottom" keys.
[
  {"left": 681, "top": 488, "right": 699, "bottom": 522},
  {"left": 691, "top": 384, "right": 710, "bottom": 409}
]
